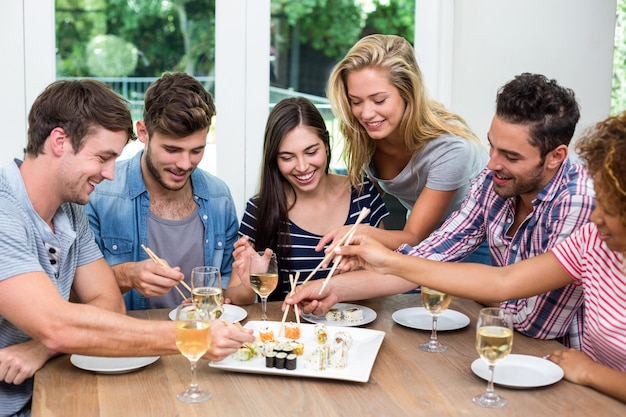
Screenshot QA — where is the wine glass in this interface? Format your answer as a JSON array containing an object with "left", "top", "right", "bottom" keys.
[
  {"left": 419, "top": 286, "right": 452, "bottom": 352},
  {"left": 174, "top": 304, "right": 212, "bottom": 403},
  {"left": 191, "top": 266, "right": 223, "bottom": 319},
  {"left": 249, "top": 252, "right": 278, "bottom": 320},
  {"left": 473, "top": 307, "right": 514, "bottom": 408}
]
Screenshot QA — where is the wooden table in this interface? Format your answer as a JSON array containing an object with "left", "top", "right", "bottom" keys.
[{"left": 32, "top": 294, "right": 625, "bottom": 417}]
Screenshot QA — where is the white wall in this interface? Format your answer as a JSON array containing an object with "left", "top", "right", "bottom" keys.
[
  {"left": 1, "top": 1, "right": 55, "bottom": 163},
  {"left": 416, "top": 0, "right": 617, "bottom": 157}
]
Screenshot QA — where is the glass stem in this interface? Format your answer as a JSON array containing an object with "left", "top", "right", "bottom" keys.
[
  {"left": 430, "top": 316, "right": 439, "bottom": 342},
  {"left": 486, "top": 364, "right": 496, "bottom": 397},
  {"left": 189, "top": 360, "right": 199, "bottom": 393},
  {"left": 261, "top": 296, "right": 268, "bottom": 320}
]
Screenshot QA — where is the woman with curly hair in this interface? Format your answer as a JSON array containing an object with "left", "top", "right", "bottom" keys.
[
  {"left": 317, "top": 34, "right": 487, "bottom": 251},
  {"left": 311, "top": 111, "right": 626, "bottom": 402}
]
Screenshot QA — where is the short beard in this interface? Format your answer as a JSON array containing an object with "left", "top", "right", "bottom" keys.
[{"left": 145, "top": 146, "right": 188, "bottom": 192}]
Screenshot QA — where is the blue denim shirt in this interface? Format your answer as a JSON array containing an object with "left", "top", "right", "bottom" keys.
[{"left": 85, "top": 151, "right": 238, "bottom": 310}]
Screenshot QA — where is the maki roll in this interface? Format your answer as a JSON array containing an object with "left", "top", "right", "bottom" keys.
[
  {"left": 343, "top": 307, "right": 363, "bottom": 322},
  {"left": 314, "top": 323, "right": 328, "bottom": 345},
  {"left": 285, "top": 353, "right": 297, "bottom": 370},
  {"left": 284, "top": 322, "right": 301, "bottom": 340},
  {"left": 334, "top": 331, "right": 353, "bottom": 350},
  {"left": 325, "top": 308, "right": 342, "bottom": 322}
]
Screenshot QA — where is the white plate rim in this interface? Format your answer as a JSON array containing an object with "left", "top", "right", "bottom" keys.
[
  {"left": 301, "top": 303, "right": 377, "bottom": 327},
  {"left": 70, "top": 355, "right": 160, "bottom": 374},
  {"left": 168, "top": 304, "right": 248, "bottom": 323},
  {"left": 210, "top": 320, "right": 385, "bottom": 382},
  {"left": 392, "top": 307, "right": 470, "bottom": 331},
  {"left": 470, "top": 354, "right": 564, "bottom": 388}
]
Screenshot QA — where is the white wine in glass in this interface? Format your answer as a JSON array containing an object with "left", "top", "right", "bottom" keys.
[
  {"left": 191, "top": 266, "right": 223, "bottom": 319},
  {"left": 175, "top": 304, "right": 212, "bottom": 403},
  {"left": 249, "top": 252, "right": 278, "bottom": 320},
  {"left": 473, "top": 307, "right": 513, "bottom": 408},
  {"left": 419, "top": 286, "right": 452, "bottom": 352}
]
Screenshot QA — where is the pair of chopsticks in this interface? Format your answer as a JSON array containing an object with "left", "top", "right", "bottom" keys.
[
  {"left": 300, "top": 207, "right": 370, "bottom": 294},
  {"left": 141, "top": 244, "right": 192, "bottom": 300},
  {"left": 279, "top": 271, "right": 301, "bottom": 336}
]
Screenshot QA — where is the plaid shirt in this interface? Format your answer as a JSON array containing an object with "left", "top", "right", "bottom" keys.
[{"left": 399, "top": 159, "right": 595, "bottom": 349}]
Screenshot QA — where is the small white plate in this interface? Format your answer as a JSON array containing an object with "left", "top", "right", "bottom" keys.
[
  {"left": 70, "top": 355, "right": 160, "bottom": 374},
  {"left": 301, "top": 303, "right": 377, "bottom": 327},
  {"left": 168, "top": 303, "right": 248, "bottom": 323},
  {"left": 471, "top": 354, "right": 564, "bottom": 388},
  {"left": 392, "top": 307, "right": 470, "bottom": 331}
]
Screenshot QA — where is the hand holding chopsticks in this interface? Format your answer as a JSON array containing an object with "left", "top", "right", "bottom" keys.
[
  {"left": 300, "top": 207, "right": 370, "bottom": 291},
  {"left": 141, "top": 244, "right": 192, "bottom": 299}
]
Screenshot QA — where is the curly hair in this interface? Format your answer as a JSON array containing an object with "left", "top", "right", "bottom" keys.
[
  {"left": 576, "top": 111, "right": 626, "bottom": 225},
  {"left": 327, "top": 34, "right": 480, "bottom": 190},
  {"left": 496, "top": 73, "right": 580, "bottom": 160}
]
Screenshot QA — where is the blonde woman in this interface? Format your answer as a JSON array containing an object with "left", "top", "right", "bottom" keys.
[{"left": 317, "top": 34, "right": 487, "bottom": 253}]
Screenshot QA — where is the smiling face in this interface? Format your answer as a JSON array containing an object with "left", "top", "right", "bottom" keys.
[
  {"left": 486, "top": 116, "right": 554, "bottom": 200},
  {"left": 346, "top": 67, "right": 406, "bottom": 142},
  {"left": 276, "top": 125, "right": 328, "bottom": 193},
  {"left": 590, "top": 176, "right": 626, "bottom": 252},
  {"left": 58, "top": 126, "right": 127, "bottom": 205},
  {"left": 137, "top": 121, "right": 207, "bottom": 192}
]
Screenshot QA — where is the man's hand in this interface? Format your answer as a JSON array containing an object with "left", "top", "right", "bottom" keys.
[
  {"left": 122, "top": 260, "right": 186, "bottom": 297},
  {"left": 0, "top": 340, "right": 57, "bottom": 384},
  {"left": 231, "top": 236, "right": 257, "bottom": 290},
  {"left": 203, "top": 320, "right": 255, "bottom": 362}
]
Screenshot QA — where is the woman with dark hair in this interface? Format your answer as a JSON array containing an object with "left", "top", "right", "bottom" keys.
[{"left": 225, "top": 97, "right": 388, "bottom": 304}]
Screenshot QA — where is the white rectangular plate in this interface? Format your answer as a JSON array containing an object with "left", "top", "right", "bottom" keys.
[{"left": 210, "top": 321, "right": 385, "bottom": 382}]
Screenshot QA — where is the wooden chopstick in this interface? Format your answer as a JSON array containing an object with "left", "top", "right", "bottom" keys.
[
  {"left": 300, "top": 207, "right": 370, "bottom": 287},
  {"left": 317, "top": 208, "right": 370, "bottom": 294},
  {"left": 279, "top": 272, "right": 301, "bottom": 335},
  {"left": 141, "top": 244, "right": 192, "bottom": 296}
]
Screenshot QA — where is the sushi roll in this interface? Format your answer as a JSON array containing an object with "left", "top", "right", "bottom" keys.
[
  {"left": 314, "top": 323, "right": 328, "bottom": 345},
  {"left": 325, "top": 308, "right": 342, "bottom": 322},
  {"left": 343, "top": 307, "right": 363, "bottom": 322},
  {"left": 333, "top": 331, "right": 353, "bottom": 350},
  {"left": 287, "top": 340, "right": 305, "bottom": 356},
  {"left": 304, "top": 345, "right": 328, "bottom": 371},
  {"left": 265, "top": 352, "right": 276, "bottom": 368},
  {"left": 284, "top": 322, "right": 301, "bottom": 340},
  {"left": 328, "top": 344, "right": 347, "bottom": 369},
  {"left": 232, "top": 346, "right": 255, "bottom": 361},
  {"left": 259, "top": 326, "right": 274, "bottom": 343},
  {"left": 275, "top": 352, "right": 287, "bottom": 369},
  {"left": 285, "top": 353, "right": 297, "bottom": 370}
]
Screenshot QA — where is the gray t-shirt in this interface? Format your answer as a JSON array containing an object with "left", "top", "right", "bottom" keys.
[
  {"left": 0, "top": 160, "right": 102, "bottom": 417},
  {"left": 367, "top": 134, "right": 487, "bottom": 225},
  {"left": 146, "top": 208, "right": 205, "bottom": 309}
]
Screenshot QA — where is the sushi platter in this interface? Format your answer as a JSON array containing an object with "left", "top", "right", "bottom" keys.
[{"left": 210, "top": 320, "right": 385, "bottom": 382}]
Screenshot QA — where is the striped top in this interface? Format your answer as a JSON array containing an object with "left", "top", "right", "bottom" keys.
[
  {"left": 399, "top": 160, "right": 596, "bottom": 348},
  {"left": 239, "top": 177, "right": 388, "bottom": 301},
  {"left": 0, "top": 160, "right": 103, "bottom": 417},
  {"left": 551, "top": 223, "right": 626, "bottom": 371}
]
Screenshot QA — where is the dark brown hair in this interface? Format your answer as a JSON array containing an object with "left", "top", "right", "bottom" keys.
[
  {"left": 27, "top": 79, "right": 135, "bottom": 155},
  {"left": 142, "top": 72, "right": 215, "bottom": 137}
]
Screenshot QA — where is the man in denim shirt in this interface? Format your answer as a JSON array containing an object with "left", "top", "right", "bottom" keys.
[{"left": 86, "top": 72, "right": 238, "bottom": 310}]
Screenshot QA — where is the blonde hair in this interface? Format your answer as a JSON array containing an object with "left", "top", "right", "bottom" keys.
[{"left": 327, "top": 34, "right": 480, "bottom": 188}]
